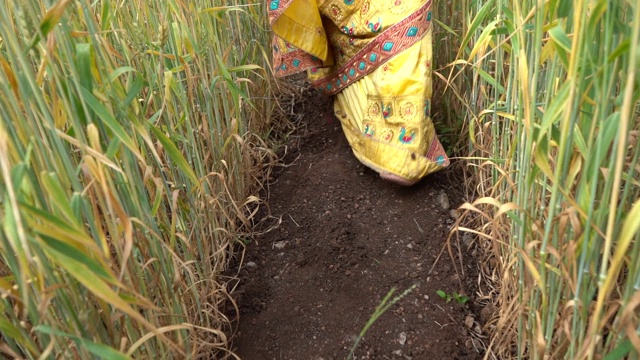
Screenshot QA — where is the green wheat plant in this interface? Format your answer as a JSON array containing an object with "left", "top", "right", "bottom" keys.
[
  {"left": 436, "top": 0, "right": 640, "bottom": 358},
  {"left": 0, "top": 0, "right": 274, "bottom": 358}
]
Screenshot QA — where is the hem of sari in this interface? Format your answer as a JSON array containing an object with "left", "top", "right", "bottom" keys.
[
  {"left": 310, "top": 0, "right": 433, "bottom": 95},
  {"left": 350, "top": 137, "right": 449, "bottom": 183},
  {"left": 272, "top": 45, "right": 324, "bottom": 77},
  {"left": 268, "top": 0, "right": 295, "bottom": 24}
]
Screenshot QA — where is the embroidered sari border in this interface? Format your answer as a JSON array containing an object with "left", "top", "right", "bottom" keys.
[
  {"left": 311, "top": 0, "right": 433, "bottom": 95},
  {"left": 272, "top": 43, "right": 325, "bottom": 76},
  {"left": 268, "top": 0, "right": 295, "bottom": 24}
]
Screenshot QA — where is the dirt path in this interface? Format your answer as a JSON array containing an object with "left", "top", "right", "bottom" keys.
[{"left": 229, "top": 89, "right": 483, "bottom": 360}]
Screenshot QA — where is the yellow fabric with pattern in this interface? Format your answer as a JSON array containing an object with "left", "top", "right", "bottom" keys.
[
  {"left": 270, "top": 0, "right": 448, "bottom": 184},
  {"left": 271, "top": 0, "right": 330, "bottom": 62}
]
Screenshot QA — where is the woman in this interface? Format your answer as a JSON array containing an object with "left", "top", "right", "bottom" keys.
[{"left": 269, "top": 0, "right": 448, "bottom": 186}]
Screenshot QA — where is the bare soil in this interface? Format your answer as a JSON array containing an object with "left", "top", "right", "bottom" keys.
[{"left": 228, "top": 87, "right": 483, "bottom": 360}]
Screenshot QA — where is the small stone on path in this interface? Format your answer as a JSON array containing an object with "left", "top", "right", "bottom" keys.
[
  {"left": 273, "top": 241, "right": 288, "bottom": 249},
  {"left": 398, "top": 332, "right": 407, "bottom": 345},
  {"left": 464, "top": 315, "right": 474, "bottom": 329},
  {"left": 437, "top": 191, "right": 450, "bottom": 210}
]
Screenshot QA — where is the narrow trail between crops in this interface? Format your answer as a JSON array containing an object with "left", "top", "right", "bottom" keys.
[{"left": 228, "top": 87, "right": 485, "bottom": 360}]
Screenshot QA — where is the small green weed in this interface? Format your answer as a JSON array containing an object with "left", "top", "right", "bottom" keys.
[
  {"left": 347, "top": 284, "right": 417, "bottom": 360},
  {"left": 436, "top": 290, "right": 469, "bottom": 305}
]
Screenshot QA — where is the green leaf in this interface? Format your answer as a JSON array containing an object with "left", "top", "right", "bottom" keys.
[
  {"left": 41, "top": 243, "right": 152, "bottom": 328},
  {"left": 216, "top": 54, "right": 256, "bottom": 111},
  {"left": 35, "top": 325, "right": 133, "bottom": 360},
  {"left": 537, "top": 82, "right": 570, "bottom": 143},
  {"left": 459, "top": 0, "right": 496, "bottom": 57},
  {"left": 549, "top": 26, "right": 571, "bottom": 68},
  {"left": 0, "top": 317, "right": 37, "bottom": 355},
  {"left": 477, "top": 68, "right": 506, "bottom": 93},
  {"left": 100, "top": 0, "right": 111, "bottom": 31},
  {"left": 123, "top": 73, "right": 144, "bottom": 107},
  {"left": 608, "top": 40, "right": 630, "bottom": 63},
  {"left": 79, "top": 87, "right": 139, "bottom": 155},
  {"left": 70, "top": 192, "right": 85, "bottom": 224},
  {"left": 603, "top": 339, "right": 632, "bottom": 360},
  {"left": 109, "top": 66, "right": 137, "bottom": 83},
  {"left": 548, "top": 26, "right": 571, "bottom": 52},
  {"left": 40, "top": 171, "right": 77, "bottom": 226},
  {"left": 453, "top": 293, "right": 470, "bottom": 304},
  {"left": 76, "top": 43, "right": 93, "bottom": 92},
  {"left": 28, "top": 0, "right": 73, "bottom": 50},
  {"left": 467, "top": 20, "right": 500, "bottom": 62},
  {"left": 21, "top": 202, "right": 98, "bottom": 251},
  {"left": 39, "top": 234, "right": 115, "bottom": 283},
  {"left": 148, "top": 124, "right": 200, "bottom": 187},
  {"left": 557, "top": 0, "right": 572, "bottom": 18},
  {"left": 586, "top": 0, "right": 607, "bottom": 33},
  {"left": 432, "top": 19, "right": 459, "bottom": 38}
]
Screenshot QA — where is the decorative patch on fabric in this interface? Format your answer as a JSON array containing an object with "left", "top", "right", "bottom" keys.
[
  {"left": 344, "top": 0, "right": 355, "bottom": 5},
  {"left": 382, "top": 103, "right": 392, "bottom": 119},
  {"left": 311, "top": 0, "right": 433, "bottom": 95},
  {"left": 335, "top": 38, "right": 351, "bottom": 58},
  {"left": 272, "top": 41, "right": 324, "bottom": 78},
  {"left": 398, "top": 126, "right": 416, "bottom": 144},
  {"left": 367, "top": 18, "right": 382, "bottom": 33},
  {"left": 426, "top": 136, "right": 449, "bottom": 167},
  {"left": 400, "top": 101, "right": 417, "bottom": 120},
  {"left": 268, "top": 0, "right": 295, "bottom": 24},
  {"left": 361, "top": 0, "right": 370, "bottom": 15},
  {"left": 381, "top": 128, "right": 394, "bottom": 143},
  {"left": 342, "top": 23, "right": 355, "bottom": 36},
  {"left": 329, "top": 4, "right": 344, "bottom": 20},
  {"left": 406, "top": 26, "right": 418, "bottom": 37},
  {"left": 364, "top": 123, "right": 375, "bottom": 137},
  {"left": 368, "top": 102, "right": 381, "bottom": 117}
]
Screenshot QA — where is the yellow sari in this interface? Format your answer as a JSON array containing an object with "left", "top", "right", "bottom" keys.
[{"left": 269, "top": 0, "right": 448, "bottom": 185}]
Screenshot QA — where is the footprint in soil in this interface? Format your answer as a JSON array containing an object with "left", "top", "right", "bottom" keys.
[{"left": 229, "top": 92, "right": 483, "bottom": 360}]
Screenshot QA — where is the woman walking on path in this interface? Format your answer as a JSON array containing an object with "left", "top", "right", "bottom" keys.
[{"left": 269, "top": 0, "right": 449, "bottom": 186}]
